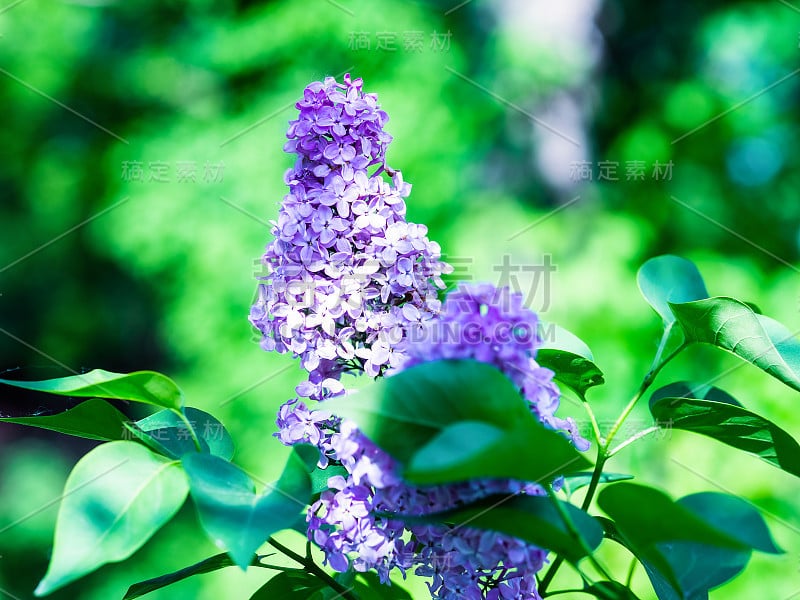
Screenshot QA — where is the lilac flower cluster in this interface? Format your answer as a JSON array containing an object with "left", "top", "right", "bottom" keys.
[
  {"left": 402, "top": 284, "right": 589, "bottom": 452},
  {"left": 250, "top": 74, "right": 450, "bottom": 405},
  {"left": 253, "top": 75, "right": 588, "bottom": 600}
]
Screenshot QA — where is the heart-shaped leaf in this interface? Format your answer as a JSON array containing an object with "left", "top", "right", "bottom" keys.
[
  {"left": 0, "top": 398, "right": 129, "bottom": 441},
  {"left": 598, "top": 484, "right": 779, "bottom": 599},
  {"left": 182, "top": 446, "right": 315, "bottom": 568},
  {"left": 640, "top": 491, "right": 781, "bottom": 600},
  {"left": 326, "top": 360, "right": 590, "bottom": 486},
  {"left": 35, "top": 441, "right": 188, "bottom": 596},
  {"left": 638, "top": 255, "right": 708, "bottom": 325},
  {"left": 670, "top": 297, "right": 800, "bottom": 392},
  {"left": 0, "top": 369, "right": 183, "bottom": 409},
  {"left": 679, "top": 493, "right": 781, "bottom": 554}
]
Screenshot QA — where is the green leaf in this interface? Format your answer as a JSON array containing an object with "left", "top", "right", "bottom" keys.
[
  {"left": 584, "top": 581, "right": 642, "bottom": 599},
  {"left": 537, "top": 350, "right": 605, "bottom": 397},
  {"left": 124, "top": 552, "right": 266, "bottom": 599},
  {"left": 670, "top": 297, "right": 800, "bottom": 392},
  {"left": 679, "top": 493, "right": 781, "bottom": 554},
  {"left": 34, "top": 441, "right": 188, "bottom": 596},
  {"left": 249, "top": 571, "right": 325, "bottom": 599},
  {"left": 406, "top": 421, "right": 505, "bottom": 474},
  {"left": 326, "top": 360, "right": 591, "bottom": 486},
  {"left": 743, "top": 301, "right": 762, "bottom": 314},
  {"left": 310, "top": 464, "right": 349, "bottom": 496},
  {"left": 0, "top": 398, "right": 129, "bottom": 441},
  {"left": 0, "top": 369, "right": 183, "bottom": 409},
  {"left": 182, "top": 446, "right": 314, "bottom": 568},
  {"left": 405, "top": 421, "right": 587, "bottom": 485},
  {"left": 598, "top": 484, "right": 776, "bottom": 599},
  {"left": 637, "top": 255, "right": 708, "bottom": 325},
  {"left": 640, "top": 544, "right": 740, "bottom": 600},
  {"left": 650, "top": 382, "right": 741, "bottom": 408},
  {"left": 639, "top": 492, "right": 781, "bottom": 600},
  {"left": 350, "top": 572, "right": 413, "bottom": 600},
  {"left": 538, "top": 324, "right": 605, "bottom": 396},
  {"left": 127, "top": 408, "right": 234, "bottom": 460},
  {"left": 386, "top": 494, "right": 602, "bottom": 564},
  {"left": 650, "top": 394, "right": 800, "bottom": 478},
  {"left": 563, "top": 472, "right": 635, "bottom": 495},
  {"left": 540, "top": 322, "right": 596, "bottom": 360}
]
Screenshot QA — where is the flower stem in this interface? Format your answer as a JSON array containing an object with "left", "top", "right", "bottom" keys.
[
  {"left": 539, "top": 329, "right": 687, "bottom": 595},
  {"left": 545, "top": 485, "right": 613, "bottom": 585},
  {"left": 607, "top": 426, "right": 661, "bottom": 457},
  {"left": 267, "top": 537, "right": 357, "bottom": 600}
]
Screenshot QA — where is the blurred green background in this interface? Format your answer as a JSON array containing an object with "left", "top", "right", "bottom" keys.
[{"left": 1, "top": 0, "right": 799, "bottom": 598}]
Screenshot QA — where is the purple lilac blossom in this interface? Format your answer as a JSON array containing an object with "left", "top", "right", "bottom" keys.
[{"left": 249, "top": 73, "right": 451, "bottom": 440}]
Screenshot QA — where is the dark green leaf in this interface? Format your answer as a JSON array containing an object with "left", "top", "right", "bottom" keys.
[
  {"left": 350, "top": 572, "right": 413, "bottom": 600},
  {"left": 639, "top": 545, "right": 722, "bottom": 600},
  {"left": 326, "top": 360, "right": 590, "bottom": 486},
  {"left": 537, "top": 349, "right": 605, "bottom": 397},
  {"left": 650, "top": 382, "right": 741, "bottom": 408},
  {"left": 598, "top": 484, "right": 777, "bottom": 600},
  {"left": 584, "top": 581, "right": 642, "bottom": 599},
  {"left": 0, "top": 369, "right": 183, "bottom": 409},
  {"left": 0, "top": 398, "right": 129, "bottom": 441},
  {"left": 598, "top": 484, "right": 751, "bottom": 551},
  {"left": 386, "top": 494, "right": 602, "bottom": 564},
  {"left": 127, "top": 408, "right": 234, "bottom": 460},
  {"left": 650, "top": 395, "right": 800, "bottom": 478},
  {"left": 637, "top": 255, "right": 708, "bottom": 324},
  {"left": 182, "top": 446, "right": 313, "bottom": 569},
  {"left": 292, "top": 443, "right": 322, "bottom": 471},
  {"left": 538, "top": 324, "right": 605, "bottom": 396},
  {"left": 563, "top": 472, "right": 634, "bottom": 495},
  {"left": 124, "top": 552, "right": 268, "bottom": 599},
  {"left": 679, "top": 493, "right": 781, "bottom": 554},
  {"left": 310, "top": 465, "right": 349, "bottom": 497},
  {"left": 630, "top": 492, "right": 780, "bottom": 599},
  {"left": 249, "top": 571, "right": 325, "bottom": 599},
  {"left": 35, "top": 442, "right": 189, "bottom": 596},
  {"left": 670, "top": 297, "right": 800, "bottom": 392},
  {"left": 597, "top": 517, "right": 710, "bottom": 600}
]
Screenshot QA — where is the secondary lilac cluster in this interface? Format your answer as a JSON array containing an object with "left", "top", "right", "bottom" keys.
[
  {"left": 250, "top": 74, "right": 451, "bottom": 436},
  {"left": 305, "top": 284, "right": 587, "bottom": 599},
  {"left": 402, "top": 284, "right": 589, "bottom": 451}
]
